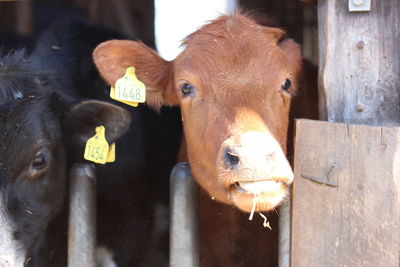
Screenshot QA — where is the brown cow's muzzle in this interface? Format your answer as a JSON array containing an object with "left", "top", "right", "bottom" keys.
[{"left": 218, "top": 131, "right": 293, "bottom": 212}]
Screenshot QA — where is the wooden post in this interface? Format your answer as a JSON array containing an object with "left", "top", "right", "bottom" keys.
[
  {"left": 14, "top": 0, "right": 33, "bottom": 36},
  {"left": 318, "top": 0, "right": 400, "bottom": 125},
  {"left": 291, "top": 0, "right": 400, "bottom": 266}
]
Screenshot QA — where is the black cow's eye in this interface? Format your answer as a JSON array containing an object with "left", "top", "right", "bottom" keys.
[
  {"left": 281, "top": 79, "right": 292, "bottom": 91},
  {"left": 32, "top": 153, "right": 47, "bottom": 170},
  {"left": 181, "top": 83, "right": 194, "bottom": 96}
]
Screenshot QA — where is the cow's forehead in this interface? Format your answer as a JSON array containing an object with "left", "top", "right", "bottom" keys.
[
  {"left": 180, "top": 14, "right": 284, "bottom": 60},
  {"left": 175, "top": 15, "right": 290, "bottom": 92},
  {"left": 0, "top": 54, "right": 41, "bottom": 117},
  {"left": 181, "top": 31, "right": 283, "bottom": 65},
  {"left": 0, "top": 107, "right": 41, "bottom": 153},
  {"left": 175, "top": 45, "right": 290, "bottom": 106},
  {"left": 182, "top": 13, "right": 284, "bottom": 47},
  {"left": 0, "top": 99, "right": 59, "bottom": 173},
  {"left": 177, "top": 43, "right": 287, "bottom": 84}
]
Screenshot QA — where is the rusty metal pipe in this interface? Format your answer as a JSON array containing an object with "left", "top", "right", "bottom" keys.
[
  {"left": 170, "top": 162, "right": 199, "bottom": 267},
  {"left": 68, "top": 163, "right": 96, "bottom": 267}
]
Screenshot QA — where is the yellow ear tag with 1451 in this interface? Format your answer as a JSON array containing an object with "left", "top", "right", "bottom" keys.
[
  {"left": 110, "top": 66, "right": 146, "bottom": 107},
  {"left": 84, "top": 126, "right": 115, "bottom": 164}
]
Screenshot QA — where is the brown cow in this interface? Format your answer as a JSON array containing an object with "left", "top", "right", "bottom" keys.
[
  {"left": 93, "top": 12, "right": 306, "bottom": 266},
  {"left": 93, "top": 12, "right": 300, "bottom": 212}
]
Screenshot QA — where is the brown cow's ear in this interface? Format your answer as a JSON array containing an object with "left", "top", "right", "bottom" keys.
[
  {"left": 93, "top": 40, "right": 178, "bottom": 109},
  {"left": 279, "top": 39, "right": 302, "bottom": 93}
]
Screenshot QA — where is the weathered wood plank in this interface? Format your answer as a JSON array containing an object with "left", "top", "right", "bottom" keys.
[
  {"left": 291, "top": 119, "right": 400, "bottom": 267},
  {"left": 318, "top": 0, "right": 400, "bottom": 125}
]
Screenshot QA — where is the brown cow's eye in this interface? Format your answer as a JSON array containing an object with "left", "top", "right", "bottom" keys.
[
  {"left": 181, "top": 83, "right": 194, "bottom": 96},
  {"left": 281, "top": 79, "right": 291, "bottom": 91},
  {"left": 32, "top": 153, "right": 48, "bottom": 170}
]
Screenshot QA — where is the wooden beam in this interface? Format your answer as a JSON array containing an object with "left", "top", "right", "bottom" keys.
[
  {"left": 318, "top": 0, "right": 400, "bottom": 125},
  {"left": 14, "top": 0, "right": 32, "bottom": 35},
  {"left": 291, "top": 119, "right": 400, "bottom": 266}
]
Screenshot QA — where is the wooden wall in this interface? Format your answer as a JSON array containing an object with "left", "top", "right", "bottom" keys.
[
  {"left": 291, "top": 0, "right": 400, "bottom": 266},
  {"left": 69, "top": 0, "right": 154, "bottom": 46},
  {"left": 318, "top": 0, "right": 400, "bottom": 125},
  {"left": 0, "top": 0, "right": 154, "bottom": 47},
  {"left": 292, "top": 120, "right": 400, "bottom": 266},
  {"left": 240, "top": 0, "right": 318, "bottom": 64},
  {"left": 0, "top": 0, "right": 33, "bottom": 35}
]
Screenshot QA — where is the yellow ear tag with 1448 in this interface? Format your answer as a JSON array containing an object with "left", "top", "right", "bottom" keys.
[
  {"left": 84, "top": 126, "right": 115, "bottom": 164},
  {"left": 110, "top": 66, "right": 146, "bottom": 107}
]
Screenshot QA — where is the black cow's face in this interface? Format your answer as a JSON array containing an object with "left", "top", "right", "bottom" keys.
[
  {"left": 0, "top": 95, "right": 67, "bottom": 265},
  {"left": 0, "top": 58, "right": 131, "bottom": 266}
]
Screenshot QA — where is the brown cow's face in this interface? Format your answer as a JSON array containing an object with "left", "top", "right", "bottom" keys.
[
  {"left": 93, "top": 13, "right": 302, "bottom": 212},
  {"left": 173, "top": 26, "right": 298, "bottom": 211}
]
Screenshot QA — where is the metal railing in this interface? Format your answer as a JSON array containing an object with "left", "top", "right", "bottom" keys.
[
  {"left": 169, "top": 163, "right": 199, "bottom": 267},
  {"left": 168, "top": 162, "right": 290, "bottom": 267},
  {"left": 67, "top": 162, "right": 289, "bottom": 267},
  {"left": 68, "top": 164, "right": 97, "bottom": 267}
]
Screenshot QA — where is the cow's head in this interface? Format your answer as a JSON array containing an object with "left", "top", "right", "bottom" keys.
[
  {"left": 0, "top": 52, "right": 130, "bottom": 266},
  {"left": 93, "top": 13, "right": 301, "bottom": 213}
]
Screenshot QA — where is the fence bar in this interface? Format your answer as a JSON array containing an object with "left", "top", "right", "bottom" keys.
[
  {"left": 170, "top": 162, "right": 199, "bottom": 267},
  {"left": 68, "top": 163, "right": 96, "bottom": 267},
  {"left": 278, "top": 199, "right": 291, "bottom": 267}
]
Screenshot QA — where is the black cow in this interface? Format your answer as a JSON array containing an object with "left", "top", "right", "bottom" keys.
[{"left": 0, "top": 20, "right": 181, "bottom": 266}]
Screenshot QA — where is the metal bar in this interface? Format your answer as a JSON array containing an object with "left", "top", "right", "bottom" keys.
[
  {"left": 170, "top": 162, "right": 199, "bottom": 267},
  {"left": 68, "top": 163, "right": 97, "bottom": 267},
  {"left": 278, "top": 199, "right": 291, "bottom": 267},
  {"left": 300, "top": 174, "right": 338, "bottom": 187}
]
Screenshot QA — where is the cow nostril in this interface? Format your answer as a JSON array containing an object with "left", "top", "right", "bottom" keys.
[
  {"left": 266, "top": 150, "right": 276, "bottom": 160},
  {"left": 224, "top": 148, "right": 240, "bottom": 168}
]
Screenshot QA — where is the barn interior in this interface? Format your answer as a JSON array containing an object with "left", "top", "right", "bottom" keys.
[
  {"left": 0, "top": 0, "right": 317, "bottom": 62},
  {"left": 0, "top": 0, "right": 318, "bottom": 266},
  {"left": 3, "top": 1, "right": 396, "bottom": 267}
]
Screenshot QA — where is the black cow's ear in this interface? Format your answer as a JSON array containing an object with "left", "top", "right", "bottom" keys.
[{"left": 66, "top": 100, "right": 131, "bottom": 143}]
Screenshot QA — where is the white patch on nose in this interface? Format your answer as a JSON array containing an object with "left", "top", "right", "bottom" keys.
[
  {"left": 96, "top": 246, "right": 117, "bottom": 267},
  {"left": 0, "top": 197, "right": 25, "bottom": 267},
  {"left": 228, "top": 131, "right": 294, "bottom": 184},
  {"left": 237, "top": 132, "right": 280, "bottom": 171}
]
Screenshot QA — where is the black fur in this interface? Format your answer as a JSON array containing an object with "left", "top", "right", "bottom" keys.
[{"left": 0, "top": 20, "right": 181, "bottom": 266}]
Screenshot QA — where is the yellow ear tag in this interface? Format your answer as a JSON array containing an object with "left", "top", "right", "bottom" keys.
[
  {"left": 110, "top": 86, "right": 138, "bottom": 107},
  {"left": 106, "top": 142, "right": 116, "bottom": 163},
  {"left": 110, "top": 66, "right": 146, "bottom": 107},
  {"left": 84, "top": 126, "right": 114, "bottom": 164}
]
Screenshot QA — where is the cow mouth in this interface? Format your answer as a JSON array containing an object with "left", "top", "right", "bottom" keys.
[
  {"left": 227, "top": 179, "right": 289, "bottom": 212},
  {"left": 231, "top": 180, "right": 285, "bottom": 195}
]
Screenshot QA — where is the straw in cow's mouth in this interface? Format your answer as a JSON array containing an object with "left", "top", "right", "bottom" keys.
[
  {"left": 249, "top": 193, "right": 257, "bottom": 220},
  {"left": 248, "top": 193, "right": 272, "bottom": 230}
]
